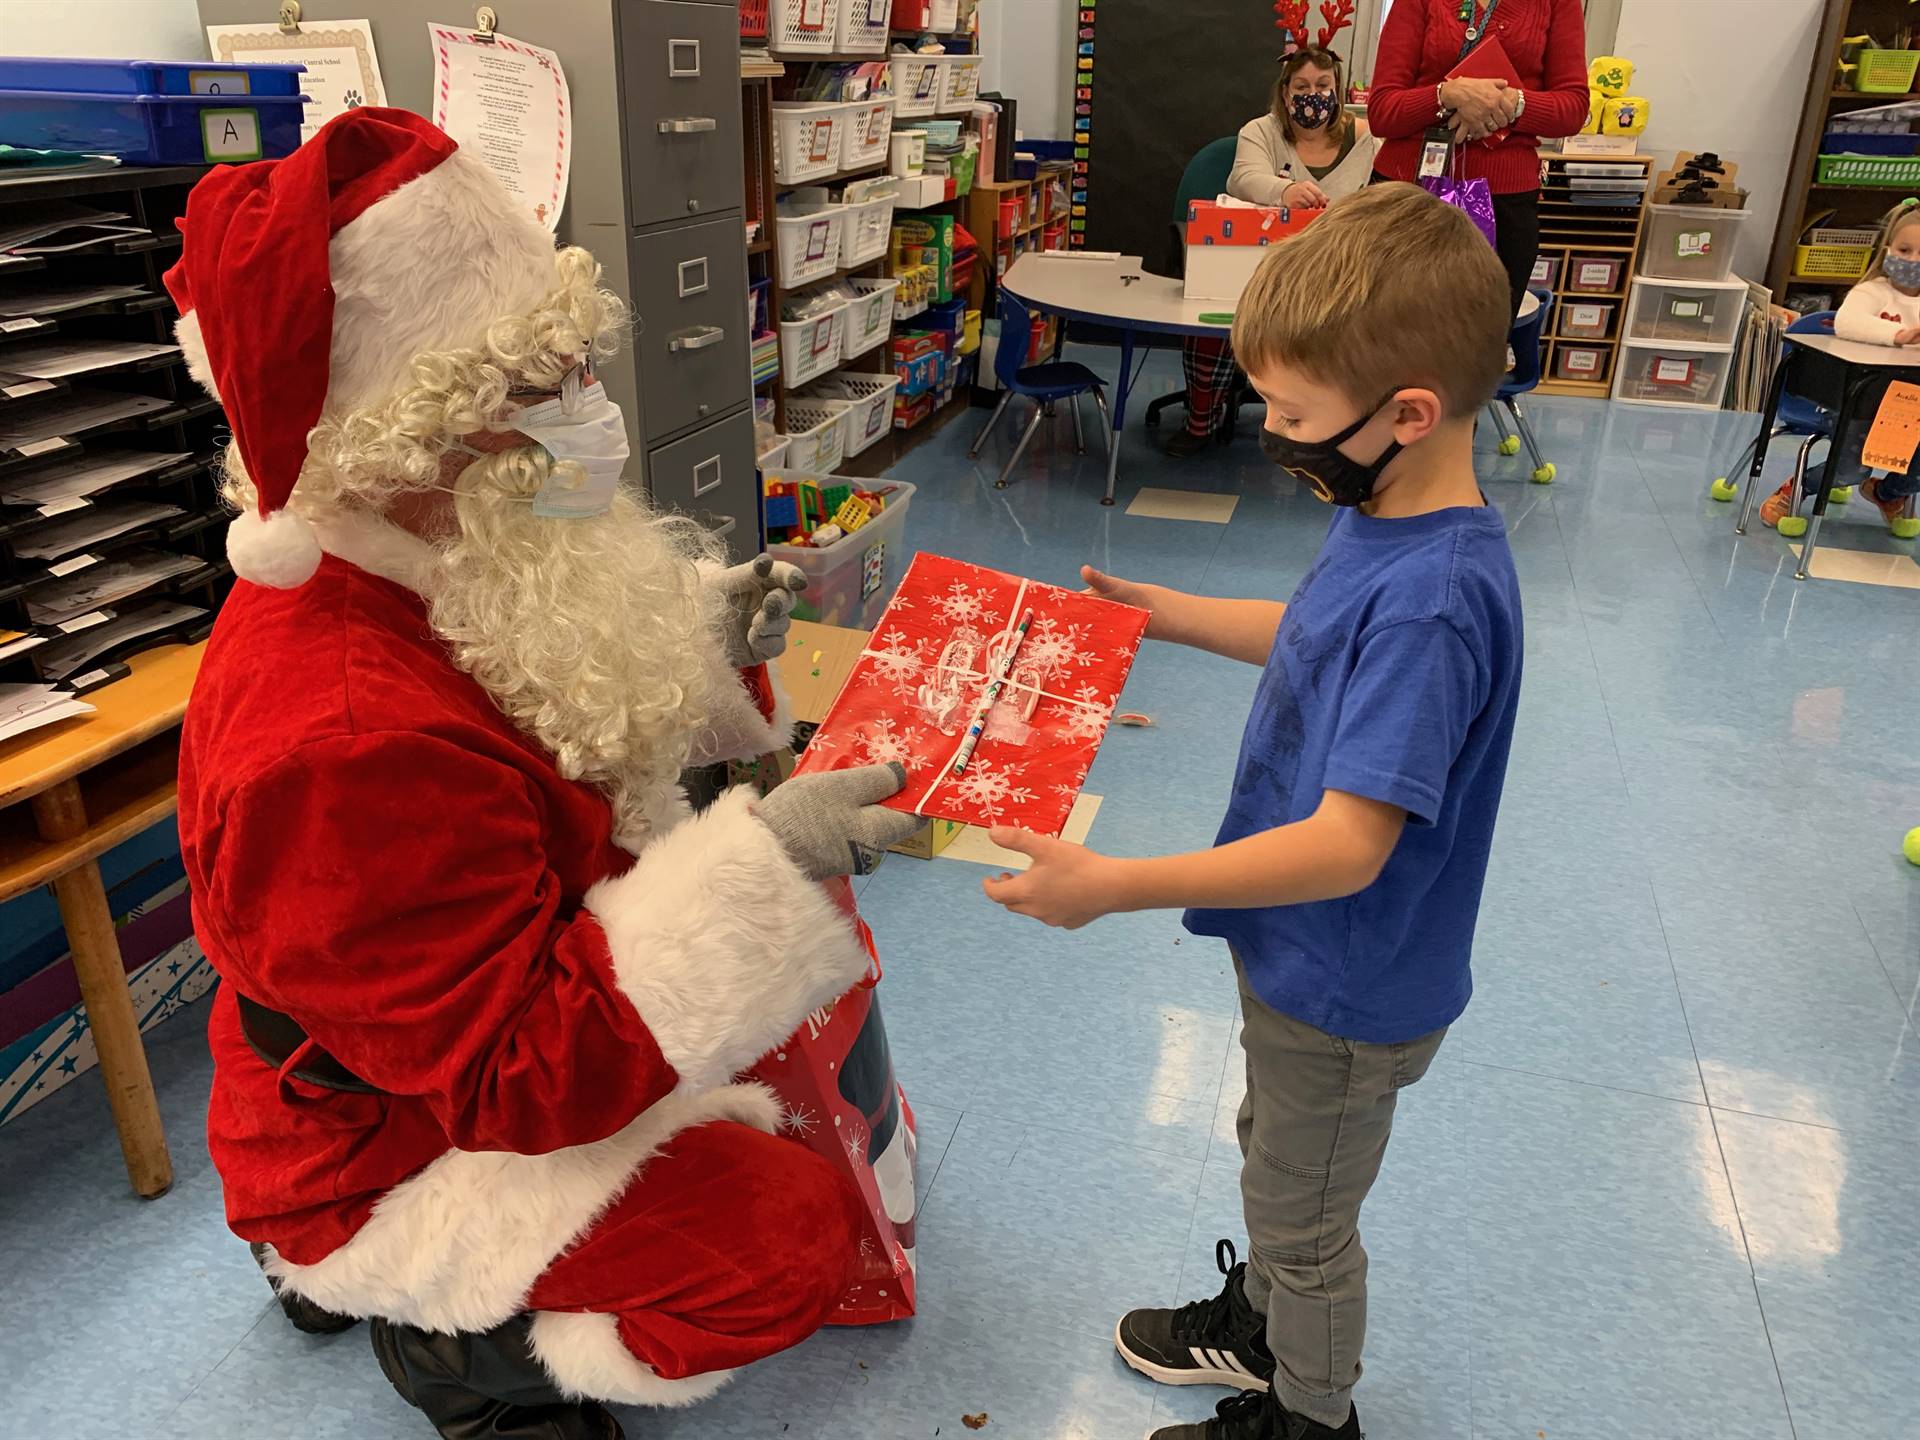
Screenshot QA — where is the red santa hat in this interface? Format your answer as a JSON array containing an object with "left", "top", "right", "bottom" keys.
[{"left": 166, "top": 106, "right": 562, "bottom": 588}]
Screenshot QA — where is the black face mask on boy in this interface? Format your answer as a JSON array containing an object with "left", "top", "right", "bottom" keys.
[{"left": 1257, "top": 393, "right": 1405, "bottom": 507}]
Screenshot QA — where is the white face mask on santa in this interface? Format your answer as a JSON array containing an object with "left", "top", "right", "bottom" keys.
[{"left": 501, "top": 372, "right": 633, "bottom": 519}]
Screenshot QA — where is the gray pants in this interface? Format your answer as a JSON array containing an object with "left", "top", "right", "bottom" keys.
[{"left": 1234, "top": 962, "right": 1446, "bottom": 1428}]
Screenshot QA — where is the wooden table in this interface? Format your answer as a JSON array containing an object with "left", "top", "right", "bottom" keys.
[{"left": 0, "top": 642, "right": 204, "bottom": 1198}]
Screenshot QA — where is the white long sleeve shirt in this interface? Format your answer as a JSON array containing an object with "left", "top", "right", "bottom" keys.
[{"left": 1833, "top": 274, "right": 1920, "bottom": 345}]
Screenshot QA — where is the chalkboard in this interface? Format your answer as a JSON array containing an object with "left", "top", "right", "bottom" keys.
[{"left": 1084, "top": 1, "right": 1292, "bottom": 266}]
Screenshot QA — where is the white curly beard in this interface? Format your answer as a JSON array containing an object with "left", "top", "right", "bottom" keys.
[{"left": 429, "top": 449, "right": 723, "bottom": 849}]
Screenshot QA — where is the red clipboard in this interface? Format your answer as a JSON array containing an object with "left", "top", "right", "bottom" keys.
[{"left": 1446, "top": 34, "right": 1522, "bottom": 147}]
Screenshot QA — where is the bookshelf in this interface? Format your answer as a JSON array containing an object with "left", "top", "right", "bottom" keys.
[{"left": 1535, "top": 152, "right": 1655, "bottom": 398}]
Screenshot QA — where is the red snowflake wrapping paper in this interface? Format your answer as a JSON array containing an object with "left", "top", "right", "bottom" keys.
[
  {"left": 793, "top": 554, "right": 1149, "bottom": 836},
  {"left": 747, "top": 876, "right": 919, "bottom": 1324}
]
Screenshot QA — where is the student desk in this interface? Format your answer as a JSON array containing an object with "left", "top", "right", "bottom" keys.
[
  {"left": 1741, "top": 332, "right": 1920, "bottom": 581},
  {"left": 1000, "top": 253, "right": 1231, "bottom": 506},
  {"left": 0, "top": 642, "right": 205, "bottom": 1198}
]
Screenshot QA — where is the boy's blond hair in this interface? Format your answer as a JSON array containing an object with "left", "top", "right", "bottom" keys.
[
  {"left": 1862, "top": 196, "right": 1920, "bottom": 284},
  {"left": 1232, "top": 183, "right": 1511, "bottom": 418}
]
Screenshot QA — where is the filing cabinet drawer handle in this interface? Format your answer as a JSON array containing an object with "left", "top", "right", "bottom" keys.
[
  {"left": 657, "top": 117, "right": 718, "bottom": 135},
  {"left": 669, "top": 325, "right": 726, "bottom": 353},
  {"left": 668, "top": 38, "right": 703, "bottom": 78},
  {"left": 692, "top": 455, "right": 724, "bottom": 498}
]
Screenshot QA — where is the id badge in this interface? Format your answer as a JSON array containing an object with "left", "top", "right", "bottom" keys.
[{"left": 1418, "top": 128, "right": 1451, "bottom": 180}]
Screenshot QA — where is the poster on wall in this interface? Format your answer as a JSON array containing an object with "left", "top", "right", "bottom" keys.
[
  {"left": 204, "top": 17, "right": 387, "bottom": 142},
  {"left": 428, "top": 24, "right": 571, "bottom": 232}
]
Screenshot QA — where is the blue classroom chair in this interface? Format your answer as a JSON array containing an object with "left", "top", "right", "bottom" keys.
[
  {"left": 1485, "top": 286, "right": 1556, "bottom": 484},
  {"left": 1716, "top": 310, "right": 1842, "bottom": 539},
  {"left": 967, "top": 286, "right": 1112, "bottom": 490}
]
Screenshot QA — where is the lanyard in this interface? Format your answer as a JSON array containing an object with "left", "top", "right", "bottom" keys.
[{"left": 1458, "top": 0, "right": 1499, "bottom": 50}]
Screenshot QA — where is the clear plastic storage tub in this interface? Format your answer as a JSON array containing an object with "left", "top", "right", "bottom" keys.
[
  {"left": 1557, "top": 298, "right": 1614, "bottom": 340},
  {"left": 1613, "top": 341, "right": 1732, "bottom": 408},
  {"left": 1623, "top": 275, "right": 1747, "bottom": 347},
  {"left": 0, "top": 88, "right": 308, "bottom": 164},
  {"left": 1638, "top": 203, "right": 1749, "bottom": 283},
  {"left": 766, "top": 474, "right": 917, "bottom": 630}
]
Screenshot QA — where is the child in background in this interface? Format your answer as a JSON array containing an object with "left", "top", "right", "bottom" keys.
[
  {"left": 1761, "top": 197, "right": 1920, "bottom": 537},
  {"left": 983, "top": 185, "right": 1523, "bottom": 1440}
]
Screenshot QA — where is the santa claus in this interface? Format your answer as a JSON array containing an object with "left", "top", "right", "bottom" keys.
[{"left": 168, "top": 107, "right": 920, "bottom": 1437}]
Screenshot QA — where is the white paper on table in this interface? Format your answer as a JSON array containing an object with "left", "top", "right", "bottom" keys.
[
  {"left": 1, "top": 450, "right": 190, "bottom": 507},
  {"left": 429, "top": 24, "right": 571, "bottom": 232},
  {"left": 0, "top": 390, "right": 174, "bottom": 451},
  {"left": 26, "top": 550, "right": 204, "bottom": 625},
  {"left": 13, "top": 502, "right": 185, "bottom": 561},
  {"left": 36, "top": 601, "right": 207, "bottom": 682},
  {"left": 206, "top": 18, "right": 387, "bottom": 143},
  {"left": 0, "top": 339, "right": 180, "bottom": 381},
  {"left": 0, "top": 682, "right": 95, "bottom": 743}
]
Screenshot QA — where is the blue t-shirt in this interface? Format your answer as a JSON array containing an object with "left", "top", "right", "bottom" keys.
[{"left": 1184, "top": 502, "right": 1523, "bottom": 1044}]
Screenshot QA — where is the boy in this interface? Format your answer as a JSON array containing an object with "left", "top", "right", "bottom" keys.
[{"left": 984, "top": 184, "right": 1522, "bottom": 1440}]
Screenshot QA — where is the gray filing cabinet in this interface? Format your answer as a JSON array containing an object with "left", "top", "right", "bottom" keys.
[{"left": 194, "top": 0, "right": 759, "bottom": 558}]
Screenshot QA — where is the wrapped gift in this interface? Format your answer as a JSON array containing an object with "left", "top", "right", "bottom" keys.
[
  {"left": 793, "top": 553, "right": 1148, "bottom": 837},
  {"left": 1183, "top": 199, "right": 1317, "bottom": 301},
  {"left": 747, "top": 875, "right": 919, "bottom": 1325}
]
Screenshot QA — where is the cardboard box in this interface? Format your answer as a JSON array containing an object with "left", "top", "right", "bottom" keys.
[
  {"left": 893, "top": 174, "right": 948, "bottom": 209},
  {"left": 769, "top": 619, "right": 960, "bottom": 859}
]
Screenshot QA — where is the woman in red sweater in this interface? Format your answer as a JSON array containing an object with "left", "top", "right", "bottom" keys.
[{"left": 1368, "top": 0, "right": 1589, "bottom": 315}]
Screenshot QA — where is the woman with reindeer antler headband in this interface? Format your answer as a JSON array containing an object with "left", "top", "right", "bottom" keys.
[
  {"left": 1368, "top": 0, "right": 1590, "bottom": 317},
  {"left": 1166, "top": 0, "right": 1377, "bottom": 461}
]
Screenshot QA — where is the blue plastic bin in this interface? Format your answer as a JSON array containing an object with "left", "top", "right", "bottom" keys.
[
  {"left": 0, "top": 57, "right": 305, "bottom": 98},
  {"left": 0, "top": 89, "right": 309, "bottom": 165}
]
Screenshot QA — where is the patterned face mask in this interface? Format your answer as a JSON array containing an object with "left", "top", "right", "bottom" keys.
[
  {"left": 1884, "top": 253, "right": 1920, "bottom": 291},
  {"left": 1289, "top": 91, "right": 1340, "bottom": 131}
]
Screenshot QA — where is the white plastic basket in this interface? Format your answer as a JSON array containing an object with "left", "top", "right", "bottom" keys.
[
  {"left": 781, "top": 400, "right": 851, "bottom": 472},
  {"left": 889, "top": 56, "right": 943, "bottom": 118},
  {"left": 772, "top": 102, "right": 844, "bottom": 184},
  {"left": 840, "top": 191, "right": 898, "bottom": 264},
  {"left": 806, "top": 373, "right": 902, "bottom": 456},
  {"left": 936, "top": 55, "right": 983, "bottom": 114},
  {"left": 774, "top": 201, "right": 846, "bottom": 287},
  {"left": 895, "top": 0, "right": 960, "bottom": 28},
  {"left": 779, "top": 299, "right": 851, "bottom": 388},
  {"left": 770, "top": 0, "right": 840, "bottom": 54},
  {"left": 839, "top": 98, "right": 896, "bottom": 170},
  {"left": 841, "top": 276, "right": 900, "bottom": 360},
  {"left": 835, "top": 0, "right": 891, "bottom": 52},
  {"left": 757, "top": 436, "right": 791, "bottom": 472}
]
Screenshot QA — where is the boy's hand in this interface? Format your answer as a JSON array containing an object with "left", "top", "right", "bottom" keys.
[
  {"left": 1082, "top": 565, "right": 1173, "bottom": 639},
  {"left": 981, "top": 829, "right": 1121, "bottom": 929}
]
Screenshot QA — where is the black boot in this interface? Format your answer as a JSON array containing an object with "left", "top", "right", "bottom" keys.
[
  {"left": 369, "top": 1315, "right": 626, "bottom": 1440},
  {"left": 249, "top": 1241, "right": 360, "bottom": 1336},
  {"left": 1165, "top": 427, "right": 1213, "bottom": 458}
]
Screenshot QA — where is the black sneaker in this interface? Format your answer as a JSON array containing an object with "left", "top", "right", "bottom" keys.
[
  {"left": 1116, "top": 1239, "right": 1275, "bottom": 1391},
  {"left": 1147, "top": 1388, "right": 1364, "bottom": 1440}
]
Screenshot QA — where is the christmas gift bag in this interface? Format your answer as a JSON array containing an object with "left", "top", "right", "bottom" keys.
[
  {"left": 747, "top": 874, "right": 920, "bottom": 1324},
  {"left": 793, "top": 554, "right": 1150, "bottom": 836}
]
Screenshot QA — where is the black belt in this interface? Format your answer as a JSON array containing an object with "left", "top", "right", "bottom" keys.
[{"left": 237, "top": 994, "right": 381, "bottom": 1095}]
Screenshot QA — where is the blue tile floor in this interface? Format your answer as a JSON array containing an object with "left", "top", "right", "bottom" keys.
[{"left": 4, "top": 351, "right": 1918, "bottom": 1440}]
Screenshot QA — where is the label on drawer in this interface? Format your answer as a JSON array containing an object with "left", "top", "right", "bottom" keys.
[
  {"left": 806, "top": 220, "right": 832, "bottom": 261},
  {"left": 800, "top": 0, "right": 829, "bottom": 28},
  {"left": 1529, "top": 257, "right": 1553, "bottom": 285},
  {"left": 1676, "top": 230, "right": 1712, "bottom": 258},
  {"left": 1576, "top": 261, "right": 1614, "bottom": 289},
  {"left": 48, "top": 553, "right": 99, "bottom": 578},
  {"left": 867, "top": 0, "right": 890, "bottom": 20},
  {"left": 916, "top": 67, "right": 938, "bottom": 99},
  {"left": 1651, "top": 357, "right": 1695, "bottom": 385},
  {"left": 1564, "top": 349, "right": 1600, "bottom": 374},
  {"left": 1669, "top": 298, "right": 1704, "bottom": 319},
  {"left": 808, "top": 122, "right": 833, "bottom": 164},
  {"left": 810, "top": 317, "right": 835, "bottom": 355},
  {"left": 1569, "top": 303, "right": 1604, "bottom": 327},
  {"left": 189, "top": 69, "right": 250, "bottom": 95}
]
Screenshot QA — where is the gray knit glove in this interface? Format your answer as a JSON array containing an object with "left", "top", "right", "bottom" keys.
[
  {"left": 754, "top": 762, "right": 924, "bottom": 879},
  {"left": 707, "top": 554, "right": 808, "bottom": 667}
]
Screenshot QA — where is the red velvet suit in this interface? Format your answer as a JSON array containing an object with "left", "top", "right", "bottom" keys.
[{"left": 178, "top": 520, "right": 872, "bottom": 1404}]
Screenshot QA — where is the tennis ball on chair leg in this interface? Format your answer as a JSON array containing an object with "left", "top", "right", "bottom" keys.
[
  {"left": 1892, "top": 515, "right": 1920, "bottom": 540},
  {"left": 1777, "top": 515, "right": 1809, "bottom": 538},
  {"left": 1710, "top": 478, "right": 1738, "bottom": 501},
  {"left": 1904, "top": 827, "right": 1920, "bottom": 866},
  {"left": 1498, "top": 435, "right": 1521, "bottom": 456}
]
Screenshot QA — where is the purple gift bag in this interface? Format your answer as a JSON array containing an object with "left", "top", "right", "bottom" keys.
[{"left": 1420, "top": 171, "right": 1498, "bottom": 250}]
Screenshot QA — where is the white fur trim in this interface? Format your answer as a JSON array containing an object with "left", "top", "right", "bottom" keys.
[
  {"left": 263, "top": 1083, "right": 782, "bottom": 1334},
  {"left": 686, "top": 658, "right": 794, "bottom": 766},
  {"left": 227, "top": 508, "right": 322, "bottom": 589},
  {"left": 310, "top": 511, "right": 442, "bottom": 595},
  {"left": 528, "top": 1312, "right": 736, "bottom": 1407},
  {"left": 325, "top": 147, "right": 560, "bottom": 417},
  {"left": 174, "top": 309, "right": 216, "bottom": 399},
  {"left": 588, "top": 787, "right": 870, "bottom": 1095}
]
